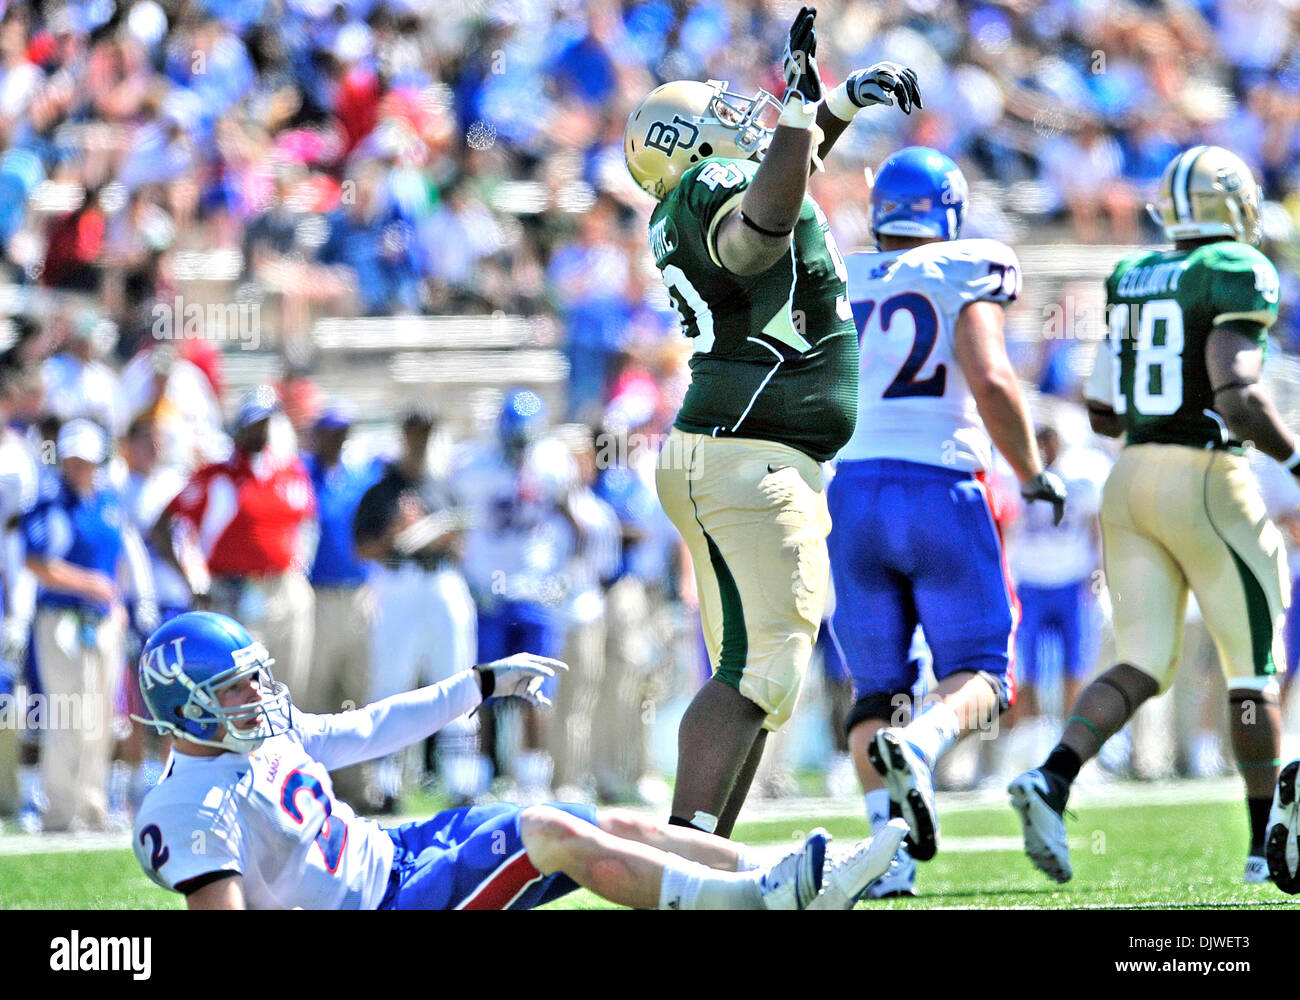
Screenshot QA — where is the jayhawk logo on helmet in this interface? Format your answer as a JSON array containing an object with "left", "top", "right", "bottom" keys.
[
  {"left": 1147, "top": 145, "right": 1262, "bottom": 245},
  {"left": 132, "top": 611, "right": 292, "bottom": 753},
  {"left": 624, "top": 79, "right": 783, "bottom": 200}
]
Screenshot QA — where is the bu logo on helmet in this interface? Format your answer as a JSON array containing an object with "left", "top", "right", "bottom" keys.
[
  {"left": 140, "top": 637, "right": 187, "bottom": 692},
  {"left": 645, "top": 115, "right": 699, "bottom": 156}
]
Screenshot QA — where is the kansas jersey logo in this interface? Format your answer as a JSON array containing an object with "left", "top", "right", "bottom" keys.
[
  {"left": 140, "top": 637, "right": 187, "bottom": 692},
  {"left": 644, "top": 115, "right": 699, "bottom": 156}
]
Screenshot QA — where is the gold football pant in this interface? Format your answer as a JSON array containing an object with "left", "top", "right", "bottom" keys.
[
  {"left": 1101, "top": 444, "right": 1288, "bottom": 691},
  {"left": 656, "top": 430, "right": 832, "bottom": 731}
]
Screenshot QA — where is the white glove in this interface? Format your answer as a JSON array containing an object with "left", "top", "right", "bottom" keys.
[
  {"left": 136, "top": 600, "right": 161, "bottom": 639},
  {"left": 475, "top": 653, "right": 568, "bottom": 708}
]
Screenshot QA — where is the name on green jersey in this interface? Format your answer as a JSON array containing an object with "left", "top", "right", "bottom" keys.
[
  {"left": 649, "top": 216, "right": 677, "bottom": 266},
  {"left": 1115, "top": 260, "right": 1189, "bottom": 298}
]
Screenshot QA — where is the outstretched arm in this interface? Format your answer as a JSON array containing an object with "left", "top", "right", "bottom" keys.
[
  {"left": 816, "top": 63, "right": 923, "bottom": 163},
  {"left": 713, "top": 6, "right": 822, "bottom": 277},
  {"left": 297, "top": 654, "right": 566, "bottom": 771}
]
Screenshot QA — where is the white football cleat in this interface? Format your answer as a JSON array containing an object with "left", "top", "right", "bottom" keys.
[
  {"left": 868, "top": 729, "right": 939, "bottom": 861},
  {"left": 808, "top": 818, "right": 910, "bottom": 910},
  {"left": 862, "top": 841, "right": 917, "bottom": 899},
  {"left": 1008, "top": 769, "right": 1072, "bottom": 884},
  {"left": 1266, "top": 759, "right": 1300, "bottom": 894},
  {"left": 758, "top": 827, "right": 829, "bottom": 910}
]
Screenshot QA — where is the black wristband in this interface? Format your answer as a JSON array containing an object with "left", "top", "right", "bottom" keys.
[
  {"left": 740, "top": 210, "right": 794, "bottom": 239},
  {"left": 476, "top": 668, "right": 495, "bottom": 699}
]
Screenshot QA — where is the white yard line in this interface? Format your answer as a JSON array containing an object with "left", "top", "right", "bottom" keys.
[{"left": 0, "top": 777, "right": 1243, "bottom": 857}]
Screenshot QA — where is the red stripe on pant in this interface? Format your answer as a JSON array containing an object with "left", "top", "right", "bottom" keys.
[
  {"left": 458, "top": 851, "right": 544, "bottom": 910},
  {"left": 974, "top": 469, "right": 1021, "bottom": 707}
]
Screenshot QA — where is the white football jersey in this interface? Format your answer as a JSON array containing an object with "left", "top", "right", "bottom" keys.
[
  {"left": 133, "top": 723, "right": 395, "bottom": 910},
  {"left": 841, "top": 238, "right": 1022, "bottom": 471}
]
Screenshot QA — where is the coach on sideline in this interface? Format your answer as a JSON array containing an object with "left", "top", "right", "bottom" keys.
[
  {"left": 155, "top": 385, "right": 316, "bottom": 695},
  {"left": 301, "top": 402, "right": 380, "bottom": 807},
  {"left": 22, "top": 418, "right": 156, "bottom": 832}
]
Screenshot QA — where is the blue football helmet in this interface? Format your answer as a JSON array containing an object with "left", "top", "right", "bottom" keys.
[
  {"left": 871, "top": 146, "right": 968, "bottom": 244},
  {"left": 498, "top": 388, "right": 548, "bottom": 458},
  {"left": 134, "top": 611, "right": 291, "bottom": 753}
]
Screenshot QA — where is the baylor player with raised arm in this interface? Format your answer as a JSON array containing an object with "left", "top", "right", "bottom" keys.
[
  {"left": 624, "top": 6, "right": 922, "bottom": 845},
  {"left": 1010, "top": 145, "right": 1295, "bottom": 888}
]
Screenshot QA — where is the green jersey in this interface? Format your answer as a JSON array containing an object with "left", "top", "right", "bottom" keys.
[
  {"left": 1093, "top": 240, "right": 1280, "bottom": 448},
  {"left": 648, "top": 157, "right": 857, "bottom": 462}
]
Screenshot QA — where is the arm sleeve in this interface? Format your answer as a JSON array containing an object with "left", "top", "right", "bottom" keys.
[
  {"left": 134, "top": 803, "right": 243, "bottom": 893},
  {"left": 1211, "top": 249, "right": 1279, "bottom": 334},
  {"left": 678, "top": 160, "right": 756, "bottom": 271},
  {"left": 165, "top": 470, "right": 210, "bottom": 531},
  {"left": 949, "top": 240, "right": 1023, "bottom": 307},
  {"left": 1084, "top": 338, "right": 1116, "bottom": 408},
  {"left": 352, "top": 477, "right": 395, "bottom": 552},
  {"left": 20, "top": 503, "right": 65, "bottom": 561},
  {"left": 294, "top": 669, "right": 484, "bottom": 771}
]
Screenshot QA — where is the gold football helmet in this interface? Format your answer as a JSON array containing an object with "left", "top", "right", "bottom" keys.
[
  {"left": 624, "top": 79, "right": 782, "bottom": 200},
  {"left": 1147, "top": 145, "right": 1261, "bottom": 244}
]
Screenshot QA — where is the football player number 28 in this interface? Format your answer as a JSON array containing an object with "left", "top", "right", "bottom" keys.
[
  {"left": 852, "top": 293, "right": 947, "bottom": 399},
  {"left": 1109, "top": 299, "right": 1184, "bottom": 416}
]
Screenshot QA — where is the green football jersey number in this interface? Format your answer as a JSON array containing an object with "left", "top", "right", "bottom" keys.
[{"left": 1104, "top": 240, "right": 1279, "bottom": 448}]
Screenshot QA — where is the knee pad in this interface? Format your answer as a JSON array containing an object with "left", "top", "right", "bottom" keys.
[
  {"left": 1094, "top": 663, "right": 1161, "bottom": 716},
  {"left": 845, "top": 690, "right": 912, "bottom": 736}
]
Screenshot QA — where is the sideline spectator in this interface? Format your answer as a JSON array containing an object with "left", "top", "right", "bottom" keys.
[
  {"left": 156, "top": 385, "right": 316, "bottom": 694},
  {"left": 21, "top": 419, "right": 155, "bottom": 831},
  {"left": 302, "top": 403, "right": 381, "bottom": 807}
]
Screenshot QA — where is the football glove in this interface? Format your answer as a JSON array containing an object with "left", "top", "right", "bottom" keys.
[
  {"left": 475, "top": 653, "right": 568, "bottom": 708},
  {"left": 782, "top": 6, "right": 822, "bottom": 107},
  {"left": 843, "top": 62, "right": 923, "bottom": 115},
  {"left": 1021, "top": 470, "right": 1068, "bottom": 527}
]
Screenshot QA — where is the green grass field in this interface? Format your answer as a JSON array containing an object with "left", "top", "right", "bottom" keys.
[{"left": 2, "top": 780, "right": 1296, "bottom": 909}]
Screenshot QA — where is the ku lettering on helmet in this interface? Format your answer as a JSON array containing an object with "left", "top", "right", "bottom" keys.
[
  {"left": 645, "top": 115, "right": 700, "bottom": 157},
  {"left": 140, "top": 637, "right": 187, "bottom": 692}
]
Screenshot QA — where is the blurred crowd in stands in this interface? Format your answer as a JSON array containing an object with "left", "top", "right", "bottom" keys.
[{"left": 1, "top": 0, "right": 1300, "bottom": 832}]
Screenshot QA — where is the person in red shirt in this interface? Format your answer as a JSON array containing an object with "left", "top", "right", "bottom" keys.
[{"left": 155, "top": 385, "right": 316, "bottom": 695}]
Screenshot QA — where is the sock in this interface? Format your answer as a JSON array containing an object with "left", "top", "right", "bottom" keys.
[
  {"left": 901, "top": 702, "right": 961, "bottom": 767},
  {"left": 18, "top": 765, "right": 40, "bottom": 810},
  {"left": 865, "top": 788, "right": 891, "bottom": 834},
  {"left": 1043, "top": 745, "right": 1082, "bottom": 784},
  {"left": 657, "top": 858, "right": 763, "bottom": 910},
  {"left": 1248, "top": 796, "right": 1272, "bottom": 853},
  {"left": 667, "top": 811, "right": 718, "bottom": 835}
]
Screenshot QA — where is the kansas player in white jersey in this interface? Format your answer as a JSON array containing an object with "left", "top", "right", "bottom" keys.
[
  {"left": 131, "top": 611, "right": 905, "bottom": 909},
  {"left": 829, "top": 148, "right": 1067, "bottom": 896}
]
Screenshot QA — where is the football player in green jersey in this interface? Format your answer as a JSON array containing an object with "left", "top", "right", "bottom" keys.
[
  {"left": 1009, "top": 146, "right": 1298, "bottom": 889},
  {"left": 624, "top": 5, "right": 923, "bottom": 842}
]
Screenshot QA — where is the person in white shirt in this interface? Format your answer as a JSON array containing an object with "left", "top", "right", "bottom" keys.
[{"left": 1006, "top": 425, "right": 1110, "bottom": 722}]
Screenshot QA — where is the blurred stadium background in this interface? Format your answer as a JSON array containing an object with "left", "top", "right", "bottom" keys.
[{"left": 3, "top": 0, "right": 1300, "bottom": 845}]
